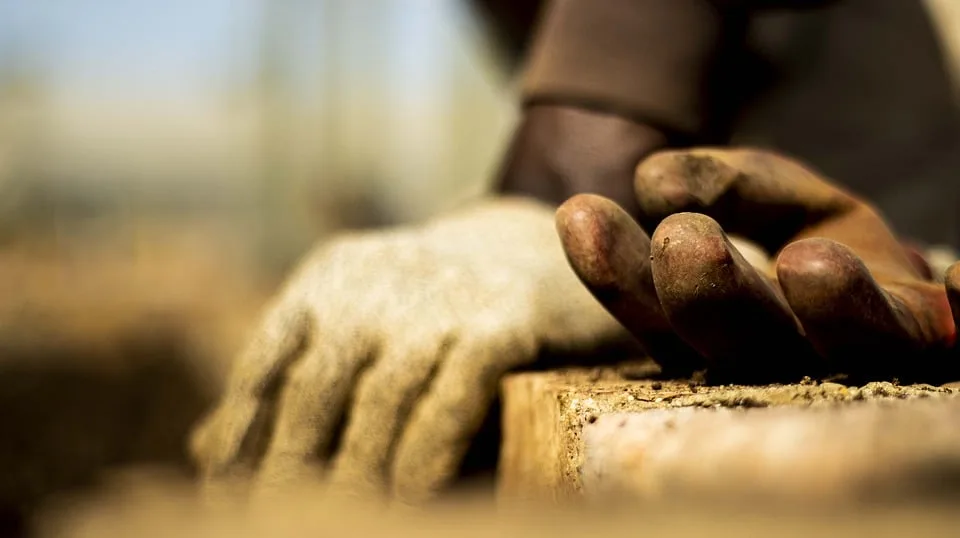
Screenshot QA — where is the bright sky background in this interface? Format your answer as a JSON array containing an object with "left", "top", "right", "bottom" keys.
[
  {"left": 0, "top": 0, "right": 266, "bottom": 101},
  {"left": 0, "top": 1, "right": 474, "bottom": 104},
  {"left": 0, "top": 1, "right": 515, "bottom": 226}
]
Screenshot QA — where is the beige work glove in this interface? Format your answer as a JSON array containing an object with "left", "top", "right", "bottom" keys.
[{"left": 189, "top": 196, "right": 625, "bottom": 502}]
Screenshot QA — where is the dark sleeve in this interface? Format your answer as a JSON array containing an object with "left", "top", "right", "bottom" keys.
[
  {"left": 520, "top": 0, "right": 726, "bottom": 137},
  {"left": 519, "top": 0, "right": 839, "bottom": 138}
]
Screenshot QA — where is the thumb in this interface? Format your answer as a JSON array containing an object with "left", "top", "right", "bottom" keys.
[{"left": 633, "top": 148, "right": 858, "bottom": 252}]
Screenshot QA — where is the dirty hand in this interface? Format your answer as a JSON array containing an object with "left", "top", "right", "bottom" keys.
[
  {"left": 190, "top": 197, "right": 625, "bottom": 502},
  {"left": 557, "top": 148, "right": 960, "bottom": 382}
]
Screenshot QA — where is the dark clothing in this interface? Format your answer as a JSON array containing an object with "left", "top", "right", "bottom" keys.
[{"left": 474, "top": 0, "right": 960, "bottom": 248}]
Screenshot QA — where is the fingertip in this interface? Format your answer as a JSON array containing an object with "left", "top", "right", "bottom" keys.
[
  {"left": 635, "top": 151, "right": 698, "bottom": 214},
  {"left": 187, "top": 399, "right": 256, "bottom": 480},
  {"left": 649, "top": 212, "right": 809, "bottom": 378},
  {"left": 187, "top": 414, "right": 213, "bottom": 470},
  {"left": 390, "top": 342, "right": 507, "bottom": 505},
  {"left": 555, "top": 193, "right": 649, "bottom": 289},
  {"left": 557, "top": 196, "right": 698, "bottom": 371},
  {"left": 635, "top": 150, "right": 738, "bottom": 220},
  {"left": 650, "top": 212, "right": 731, "bottom": 291},
  {"left": 776, "top": 238, "right": 889, "bottom": 337},
  {"left": 555, "top": 193, "right": 622, "bottom": 247},
  {"left": 776, "top": 238, "right": 870, "bottom": 315},
  {"left": 776, "top": 238, "right": 941, "bottom": 373},
  {"left": 650, "top": 211, "right": 773, "bottom": 307},
  {"left": 651, "top": 209, "right": 723, "bottom": 236},
  {"left": 391, "top": 450, "right": 455, "bottom": 505}
]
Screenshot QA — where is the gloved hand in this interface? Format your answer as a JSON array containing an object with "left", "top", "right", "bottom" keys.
[
  {"left": 189, "top": 197, "right": 626, "bottom": 503},
  {"left": 557, "top": 148, "right": 960, "bottom": 382}
]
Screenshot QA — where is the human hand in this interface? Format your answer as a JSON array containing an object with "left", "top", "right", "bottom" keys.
[
  {"left": 189, "top": 197, "right": 625, "bottom": 503},
  {"left": 557, "top": 148, "right": 960, "bottom": 382}
]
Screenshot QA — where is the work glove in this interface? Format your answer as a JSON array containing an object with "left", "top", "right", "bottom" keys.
[
  {"left": 189, "top": 197, "right": 627, "bottom": 503},
  {"left": 557, "top": 148, "right": 960, "bottom": 383}
]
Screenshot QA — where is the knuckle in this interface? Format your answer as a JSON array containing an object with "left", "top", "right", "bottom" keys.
[
  {"left": 470, "top": 301, "right": 535, "bottom": 340},
  {"left": 287, "top": 233, "right": 371, "bottom": 284}
]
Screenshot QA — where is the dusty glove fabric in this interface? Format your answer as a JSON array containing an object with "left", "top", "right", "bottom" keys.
[
  {"left": 189, "top": 197, "right": 625, "bottom": 503},
  {"left": 927, "top": 246, "right": 960, "bottom": 284}
]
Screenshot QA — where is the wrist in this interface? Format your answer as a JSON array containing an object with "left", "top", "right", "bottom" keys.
[{"left": 495, "top": 103, "right": 668, "bottom": 216}]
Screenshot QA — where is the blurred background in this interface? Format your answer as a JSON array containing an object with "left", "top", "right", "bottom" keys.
[
  {"left": 0, "top": 1, "right": 524, "bottom": 533},
  {"left": 1, "top": 0, "right": 959, "bottom": 536},
  {"left": 0, "top": 0, "right": 522, "bottom": 277}
]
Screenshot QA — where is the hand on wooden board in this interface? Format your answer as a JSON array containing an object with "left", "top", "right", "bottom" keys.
[{"left": 557, "top": 148, "right": 960, "bottom": 382}]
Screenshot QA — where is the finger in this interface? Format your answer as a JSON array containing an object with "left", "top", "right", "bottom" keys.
[
  {"left": 651, "top": 212, "right": 819, "bottom": 381},
  {"left": 556, "top": 193, "right": 704, "bottom": 375},
  {"left": 635, "top": 149, "right": 926, "bottom": 280},
  {"left": 190, "top": 296, "right": 311, "bottom": 478},
  {"left": 254, "top": 336, "right": 373, "bottom": 490},
  {"left": 326, "top": 336, "right": 447, "bottom": 497},
  {"left": 634, "top": 148, "right": 857, "bottom": 251},
  {"left": 777, "top": 238, "right": 956, "bottom": 377},
  {"left": 635, "top": 148, "right": 948, "bottom": 364},
  {"left": 390, "top": 331, "right": 525, "bottom": 504}
]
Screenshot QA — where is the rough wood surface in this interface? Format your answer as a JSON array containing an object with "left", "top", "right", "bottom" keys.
[{"left": 498, "top": 366, "right": 960, "bottom": 505}]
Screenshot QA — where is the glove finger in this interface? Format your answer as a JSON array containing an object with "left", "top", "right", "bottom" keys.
[
  {"left": 556, "top": 193, "right": 704, "bottom": 376},
  {"left": 254, "top": 336, "right": 373, "bottom": 491},
  {"left": 190, "top": 296, "right": 310, "bottom": 479},
  {"left": 326, "top": 335, "right": 448, "bottom": 498},
  {"left": 635, "top": 149, "right": 926, "bottom": 285},
  {"left": 778, "top": 238, "right": 956, "bottom": 379},
  {"left": 390, "top": 330, "right": 529, "bottom": 504},
  {"left": 634, "top": 148, "right": 858, "bottom": 252},
  {"left": 651, "top": 212, "right": 819, "bottom": 381},
  {"left": 636, "top": 147, "right": 950, "bottom": 368}
]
